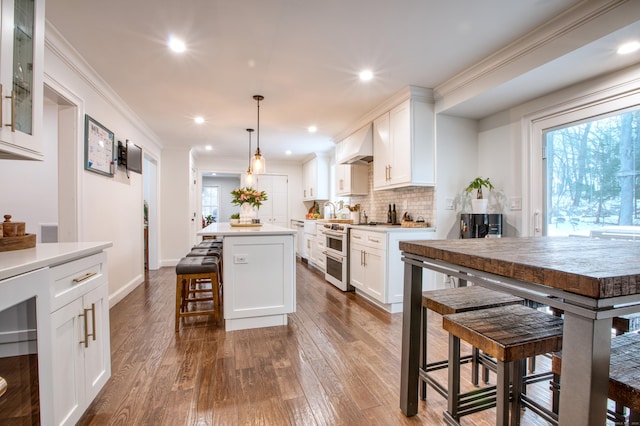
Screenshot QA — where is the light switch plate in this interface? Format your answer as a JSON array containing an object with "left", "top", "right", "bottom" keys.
[
  {"left": 510, "top": 197, "right": 522, "bottom": 211},
  {"left": 445, "top": 197, "right": 455, "bottom": 210},
  {"left": 233, "top": 254, "right": 248, "bottom": 264}
]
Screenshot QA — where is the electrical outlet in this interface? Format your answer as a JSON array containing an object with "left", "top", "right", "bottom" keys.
[
  {"left": 510, "top": 197, "right": 522, "bottom": 211},
  {"left": 233, "top": 254, "right": 248, "bottom": 264},
  {"left": 445, "top": 197, "right": 455, "bottom": 210}
]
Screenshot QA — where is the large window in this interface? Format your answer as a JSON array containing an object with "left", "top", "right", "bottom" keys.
[
  {"left": 202, "top": 186, "right": 219, "bottom": 225},
  {"left": 544, "top": 107, "right": 640, "bottom": 237}
]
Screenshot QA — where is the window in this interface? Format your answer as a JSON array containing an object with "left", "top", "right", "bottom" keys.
[
  {"left": 543, "top": 107, "right": 640, "bottom": 238},
  {"left": 202, "top": 186, "right": 219, "bottom": 225}
]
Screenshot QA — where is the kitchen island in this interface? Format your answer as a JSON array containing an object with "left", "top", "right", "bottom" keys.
[
  {"left": 398, "top": 237, "right": 640, "bottom": 426},
  {"left": 198, "top": 223, "right": 296, "bottom": 331}
]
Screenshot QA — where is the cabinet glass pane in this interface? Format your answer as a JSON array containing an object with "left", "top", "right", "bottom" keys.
[{"left": 12, "top": 0, "right": 34, "bottom": 135}]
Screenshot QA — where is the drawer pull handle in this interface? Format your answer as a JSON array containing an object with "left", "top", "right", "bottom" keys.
[
  {"left": 79, "top": 303, "right": 96, "bottom": 348},
  {"left": 72, "top": 272, "right": 97, "bottom": 283},
  {"left": 370, "top": 238, "right": 380, "bottom": 243},
  {"left": 4, "top": 90, "right": 15, "bottom": 132}
]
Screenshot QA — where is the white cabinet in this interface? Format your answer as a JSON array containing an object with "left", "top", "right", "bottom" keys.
[
  {"left": 349, "top": 229, "right": 384, "bottom": 300},
  {"left": 373, "top": 97, "right": 435, "bottom": 190},
  {"left": 255, "top": 174, "right": 288, "bottom": 227},
  {"left": 349, "top": 227, "right": 436, "bottom": 312},
  {"left": 302, "top": 155, "right": 329, "bottom": 200},
  {"left": 310, "top": 223, "right": 326, "bottom": 271},
  {"left": 50, "top": 252, "right": 111, "bottom": 426},
  {"left": 335, "top": 163, "right": 369, "bottom": 196},
  {"left": 0, "top": 0, "right": 45, "bottom": 160}
]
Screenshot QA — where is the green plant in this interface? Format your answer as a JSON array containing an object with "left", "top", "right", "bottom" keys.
[
  {"left": 230, "top": 213, "right": 240, "bottom": 219},
  {"left": 465, "top": 177, "right": 494, "bottom": 199}
]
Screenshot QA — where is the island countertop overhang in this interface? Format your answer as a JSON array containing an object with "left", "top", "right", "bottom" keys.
[{"left": 198, "top": 222, "right": 297, "bottom": 236}]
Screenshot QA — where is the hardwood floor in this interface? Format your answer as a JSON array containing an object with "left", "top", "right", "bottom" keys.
[{"left": 78, "top": 260, "right": 557, "bottom": 425}]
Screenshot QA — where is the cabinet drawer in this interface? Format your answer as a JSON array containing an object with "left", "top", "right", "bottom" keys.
[
  {"left": 50, "top": 252, "right": 108, "bottom": 312},
  {"left": 350, "top": 229, "right": 385, "bottom": 250}
]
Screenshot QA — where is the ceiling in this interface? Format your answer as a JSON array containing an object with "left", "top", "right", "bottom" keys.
[{"left": 45, "top": 0, "right": 640, "bottom": 164}]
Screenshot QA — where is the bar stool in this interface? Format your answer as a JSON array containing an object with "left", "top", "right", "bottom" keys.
[
  {"left": 442, "top": 303, "right": 563, "bottom": 426},
  {"left": 420, "top": 286, "right": 523, "bottom": 402},
  {"left": 196, "top": 239, "right": 223, "bottom": 249},
  {"left": 550, "top": 332, "right": 640, "bottom": 426},
  {"left": 175, "top": 256, "right": 221, "bottom": 332}
]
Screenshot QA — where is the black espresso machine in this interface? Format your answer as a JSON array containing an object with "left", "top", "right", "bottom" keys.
[{"left": 460, "top": 214, "right": 502, "bottom": 239}]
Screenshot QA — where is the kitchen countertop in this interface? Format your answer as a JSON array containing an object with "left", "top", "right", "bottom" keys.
[
  {"left": 0, "top": 242, "right": 113, "bottom": 281},
  {"left": 349, "top": 223, "right": 435, "bottom": 233},
  {"left": 199, "top": 222, "right": 297, "bottom": 236}
]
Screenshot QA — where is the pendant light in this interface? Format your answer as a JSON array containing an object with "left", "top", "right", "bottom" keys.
[
  {"left": 245, "top": 128, "right": 254, "bottom": 185},
  {"left": 251, "top": 95, "right": 265, "bottom": 174}
]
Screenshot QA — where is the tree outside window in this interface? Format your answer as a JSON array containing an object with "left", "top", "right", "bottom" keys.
[{"left": 544, "top": 108, "right": 640, "bottom": 238}]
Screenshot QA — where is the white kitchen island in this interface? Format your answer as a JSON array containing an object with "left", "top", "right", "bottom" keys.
[{"left": 198, "top": 223, "right": 296, "bottom": 332}]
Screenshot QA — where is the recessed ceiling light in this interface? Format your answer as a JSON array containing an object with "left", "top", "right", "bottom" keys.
[
  {"left": 617, "top": 41, "right": 640, "bottom": 55},
  {"left": 168, "top": 36, "right": 186, "bottom": 53},
  {"left": 205, "top": 145, "right": 212, "bottom": 151},
  {"left": 359, "top": 69, "right": 373, "bottom": 81},
  {"left": 285, "top": 150, "right": 292, "bottom": 155},
  {"left": 308, "top": 125, "right": 317, "bottom": 133},
  {"left": 194, "top": 116, "right": 205, "bottom": 124}
]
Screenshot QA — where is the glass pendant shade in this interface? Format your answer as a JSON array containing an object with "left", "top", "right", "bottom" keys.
[{"left": 252, "top": 95, "right": 265, "bottom": 174}]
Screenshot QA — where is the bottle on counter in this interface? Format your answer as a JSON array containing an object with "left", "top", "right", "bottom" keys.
[
  {"left": 387, "top": 204, "right": 392, "bottom": 223},
  {"left": 392, "top": 204, "right": 397, "bottom": 224}
]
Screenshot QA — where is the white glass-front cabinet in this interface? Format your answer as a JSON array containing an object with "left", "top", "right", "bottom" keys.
[{"left": 0, "top": 0, "right": 44, "bottom": 160}]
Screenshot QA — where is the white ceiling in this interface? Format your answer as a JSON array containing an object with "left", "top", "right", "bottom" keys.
[{"left": 45, "top": 0, "right": 640, "bottom": 163}]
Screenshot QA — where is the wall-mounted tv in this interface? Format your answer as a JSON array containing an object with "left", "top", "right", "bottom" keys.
[{"left": 126, "top": 141, "right": 142, "bottom": 174}]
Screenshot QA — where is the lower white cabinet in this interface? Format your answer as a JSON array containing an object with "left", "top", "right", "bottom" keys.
[
  {"left": 349, "top": 227, "right": 435, "bottom": 312},
  {"left": 50, "top": 252, "right": 111, "bottom": 426},
  {"left": 310, "top": 224, "right": 326, "bottom": 271}
]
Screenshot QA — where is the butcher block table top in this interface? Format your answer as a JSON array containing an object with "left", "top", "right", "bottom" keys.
[{"left": 399, "top": 236, "right": 640, "bottom": 299}]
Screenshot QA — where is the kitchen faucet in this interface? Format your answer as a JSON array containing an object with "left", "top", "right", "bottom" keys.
[{"left": 323, "top": 201, "right": 336, "bottom": 219}]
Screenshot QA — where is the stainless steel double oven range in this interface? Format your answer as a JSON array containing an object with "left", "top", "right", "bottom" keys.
[{"left": 321, "top": 223, "right": 354, "bottom": 291}]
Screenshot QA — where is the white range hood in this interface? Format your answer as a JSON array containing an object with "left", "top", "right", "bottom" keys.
[{"left": 335, "top": 123, "right": 373, "bottom": 164}]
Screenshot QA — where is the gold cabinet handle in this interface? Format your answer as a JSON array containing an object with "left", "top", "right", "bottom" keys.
[
  {"left": 72, "top": 271, "right": 97, "bottom": 283},
  {"left": 79, "top": 303, "right": 96, "bottom": 348},
  {"left": 4, "top": 90, "right": 15, "bottom": 132}
]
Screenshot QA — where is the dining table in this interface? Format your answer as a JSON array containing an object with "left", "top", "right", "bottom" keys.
[{"left": 398, "top": 236, "right": 640, "bottom": 426}]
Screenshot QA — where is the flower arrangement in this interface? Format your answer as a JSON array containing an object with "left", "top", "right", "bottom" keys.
[{"left": 231, "top": 186, "right": 268, "bottom": 208}]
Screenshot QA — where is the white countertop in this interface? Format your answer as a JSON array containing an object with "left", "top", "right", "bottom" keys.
[
  {"left": 349, "top": 224, "right": 436, "bottom": 233},
  {"left": 0, "top": 242, "right": 113, "bottom": 281},
  {"left": 199, "top": 222, "right": 297, "bottom": 236}
]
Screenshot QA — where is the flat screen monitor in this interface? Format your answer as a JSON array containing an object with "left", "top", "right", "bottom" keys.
[{"left": 126, "top": 141, "right": 142, "bottom": 174}]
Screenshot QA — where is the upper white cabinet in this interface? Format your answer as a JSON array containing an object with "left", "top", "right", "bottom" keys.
[
  {"left": 0, "top": 0, "right": 45, "bottom": 160},
  {"left": 302, "top": 155, "right": 329, "bottom": 201},
  {"left": 335, "top": 123, "right": 373, "bottom": 164},
  {"left": 373, "top": 96, "right": 435, "bottom": 190},
  {"left": 335, "top": 163, "right": 368, "bottom": 196}
]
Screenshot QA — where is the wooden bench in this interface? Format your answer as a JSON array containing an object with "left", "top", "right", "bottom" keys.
[
  {"left": 551, "top": 332, "right": 640, "bottom": 425},
  {"left": 443, "top": 304, "right": 563, "bottom": 426}
]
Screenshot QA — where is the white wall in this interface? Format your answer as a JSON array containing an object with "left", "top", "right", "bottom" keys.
[
  {"left": 43, "top": 25, "right": 164, "bottom": 306},
  {"left": 435, "top": 114, "right": 478, "bottom": 239},
  {"left": 160, "top": 148, "right": 191, "bottom": 266}
]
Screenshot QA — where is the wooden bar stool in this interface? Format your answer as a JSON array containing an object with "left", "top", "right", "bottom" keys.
[
  {"left": 175, "top": 256, "right": 221, "bottom": 332},
  {"left": 420, "top": 286, "right": 523, "bottom": 402},
  {"left": 550, "top": 332, "right": 640, "bottom": 425},
  {"left": 196, "top": 240, "right": 223, "bottom": 249},
  {"left": 442, "top": 304, "right": 563, "bottom": 426}
]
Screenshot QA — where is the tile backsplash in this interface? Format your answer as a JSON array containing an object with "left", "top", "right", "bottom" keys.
[{"left": 338, "top": 163, "right": 434, "bottom": 225}]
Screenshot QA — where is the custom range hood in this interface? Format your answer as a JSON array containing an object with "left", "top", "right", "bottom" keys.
[{"left": 335, "top": 123, "right": 373, "bottom": 164}]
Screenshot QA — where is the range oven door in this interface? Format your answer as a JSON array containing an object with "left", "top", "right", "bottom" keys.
[
  {"left": 323, "top": 250, "right": 352, "bottom": 291},
  {"left": 323, "top": 231, "right": 346, "bottom": 256}
]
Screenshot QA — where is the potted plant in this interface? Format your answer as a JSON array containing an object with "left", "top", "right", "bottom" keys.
[
  {"left": 230, "top": 213, "right": 240, "bottom": 224},
  {"left": 465, "top": 177, "right": 494, "bottom": 213}
]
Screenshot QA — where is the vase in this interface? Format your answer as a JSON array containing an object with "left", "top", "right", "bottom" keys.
[
  {"left": 239, "top": 203, "right": 256, "bottom": 224},
  {"left": 471, "top": 199, "right": 488, "bottom": 214}
]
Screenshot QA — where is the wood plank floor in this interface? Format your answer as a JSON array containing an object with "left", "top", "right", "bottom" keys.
[{"left": 78, "top": 260, "right": 558, "bottom": 425}]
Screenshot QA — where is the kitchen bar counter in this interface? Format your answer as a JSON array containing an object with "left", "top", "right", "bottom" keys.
[
  {"left": 349, "top": 223, "right": 435, "bottom": 233},
  {"left": 198, "top": 223, "right": 296, "bottom": 331},
  {"left": 398, "top": 236, "right": 640, "bottom": 425}
]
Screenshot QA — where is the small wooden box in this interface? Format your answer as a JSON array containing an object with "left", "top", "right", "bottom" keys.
[
  {"left": 0, "top": 234, "right": 36, "bottom": 252},
  {"left": 401, "top": 221, "right": 429, "bottom": 228}
]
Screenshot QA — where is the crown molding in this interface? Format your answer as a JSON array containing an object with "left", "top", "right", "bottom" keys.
[
  {"left": 434, "top": 0, "right": 637, "bottom": 108},
  {"left": 45, "top": 20, "right": 164, "bottom": 153}
]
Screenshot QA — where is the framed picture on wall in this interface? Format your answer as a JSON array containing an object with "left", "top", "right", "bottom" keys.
[{"left": 84, "top": 114, "right": 115, "bottom": 176}]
